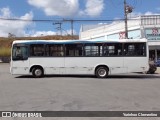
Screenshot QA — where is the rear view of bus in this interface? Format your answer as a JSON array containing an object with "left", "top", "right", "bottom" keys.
[{"left": 10, "top": 39, "right": 149, "bottom": 78}]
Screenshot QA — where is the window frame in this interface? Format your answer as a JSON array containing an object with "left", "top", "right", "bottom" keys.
[
  {"left": 29, "top": 44, "right": 45, "bottom": 57},
  {"left": 123, "top": 42, "right": 146, "bottom": 57},
  {"left": 45, "top": 44, "right": 64, "bottom": 57},
  {"left": 65, "top": 43, "right": 84, "bottom": 57},
  {"left": 84, "top": 43, "right": 103, "bottom": 57},
  {"left": 103, "top": 43, "right": 123, "bottom": 57}
]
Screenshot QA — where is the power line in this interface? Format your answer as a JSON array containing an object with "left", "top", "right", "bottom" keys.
[
  {"left": 0, "top": 18, "right": 60, "bottom": 22},
  {"left": 0, "top": 17, "right": 141, "bottom": 23}
]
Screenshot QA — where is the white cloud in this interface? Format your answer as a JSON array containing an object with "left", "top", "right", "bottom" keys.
[
  {"left": 30, "top": 29, "right": 77, "bottom": 37},
  {"left": 28, "top": 0, "right": 104, "bottom": 17},
  {"left": 31, "top": 31, "right": 56, "bottom": 37},
  {"left": 130, "top": 11, "right": 160, "bottom": 18},
  {"left": 81, "top": 0, "right": 104, "bottom": 17},
  {"left": 28, "top": 0, "right": 79, "bottom": 17},
  {"left": 130, "top": 12, "right": 142, "bottom": 17},
  {"left": 0, "top": 7, "right": 33, "bottom": 37},
  {"left": 0, "top": 7, "right": 12, "bottom": 18},
  {"left": 144, "top": 11, "right": 159, "bottom": 15}
]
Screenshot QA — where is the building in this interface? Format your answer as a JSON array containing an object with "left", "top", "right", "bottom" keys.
[{"left": 80, "top": 15, "right": 160, "bottom": 61}]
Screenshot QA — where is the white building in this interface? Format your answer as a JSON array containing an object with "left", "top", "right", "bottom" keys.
[{"left": 80, "top": 15, "right": 160, "bottom": 61}]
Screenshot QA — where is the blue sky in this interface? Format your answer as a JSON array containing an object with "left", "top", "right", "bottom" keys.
[{"left": 0, "top": 0, "right": 160, "bottom": 37}]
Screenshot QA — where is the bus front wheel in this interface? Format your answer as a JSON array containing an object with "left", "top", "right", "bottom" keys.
[
  {"left": 95, "top": 66, "right": 108, "bottom": 78},
  {"left": 32, "top": 67, "right": 44, "bottom": 78}
]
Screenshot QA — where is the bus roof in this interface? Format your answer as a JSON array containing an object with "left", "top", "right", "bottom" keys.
[{"left": 12, "top": 38, "right": 147, "bottom": 45}]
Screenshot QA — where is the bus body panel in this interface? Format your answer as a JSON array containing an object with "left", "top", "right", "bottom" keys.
[
  {"left": 10, "top": 57, "right": 148, "bottom": 76},
  {"left": 29, "top": 57, "right": 65, "bottom": 74},
  {"left": 124, "top": 57, "right": 149, "bottom": 73},
  {"left": 10, "top": 39, "right": 149, "bottom": 77},
  {"left": 27, "top": 57, "right": 126, "bottom": 75},
  {"left": 11, "top": 59, "right": 30, "bottom": 75}
]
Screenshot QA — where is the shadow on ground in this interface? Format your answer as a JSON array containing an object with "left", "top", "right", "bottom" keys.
[{"left": 15, "top": 73, "right": 160, "bottom": 79}]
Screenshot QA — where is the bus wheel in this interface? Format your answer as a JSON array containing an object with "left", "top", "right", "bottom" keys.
[
  {"left": 96, "top": 67, "right": 108, "bottom": 78},
  {"left": 32, "top": 67, "right": 44, "bottom": 78}
]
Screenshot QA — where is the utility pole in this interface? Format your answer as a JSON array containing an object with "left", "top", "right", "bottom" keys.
[
  {"left": 124, "top": 0, "right": 133, "bottom": 39},
  {"left": 53, "top": 22, "right": 62, "bottom": 36},
  {"left": 71, "top": 20, "right": 74, "bottom": 40},
  {"left": 124, "top": 0, "right": 128, "bottom": 39},
  {"left": 62, "top": 19, "right": 74, "bottom": 39}
]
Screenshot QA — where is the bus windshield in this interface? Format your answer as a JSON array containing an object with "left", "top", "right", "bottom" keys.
[{"left": 12, "top": 46, "right": 28, "bottom": 60}]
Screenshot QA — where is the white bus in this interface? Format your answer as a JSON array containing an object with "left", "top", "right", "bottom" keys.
[{"left": 10, "top": 39, "right": 149, "bottom": 78}]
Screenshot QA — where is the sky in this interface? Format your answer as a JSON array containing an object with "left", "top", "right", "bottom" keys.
[{"left": 0, "top": 0, "right": 160, "bottom": 37}]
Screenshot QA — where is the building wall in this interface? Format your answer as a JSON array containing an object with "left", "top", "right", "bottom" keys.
[
  {"left": 80, "top": 18, "right": 141, "bottom": 40},
  {"left": 107, "top": 29, "right": 141, "bottom": 39},
  {"left": 79, "top": 15, "right": 160, "bottom": 60}
]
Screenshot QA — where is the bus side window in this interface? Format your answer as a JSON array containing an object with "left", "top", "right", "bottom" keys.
[
  {"left": 84, "top": 44, "right": 102, "bottom": 57},
  {"left": 124, "top": 43, "right": 146, "bottom": 56},
  {"left": 65, "top": 44, "right": 83, "bottom": 57},
  {"left": 103, "top": 43, "right": 122, "bottom": 56},
  {"left": 124, "top": 44, "right": 135, "bottom": 56},
  {"left": 30, "top": 44, "right": 44, "bottom": 57},
  {"left": 48, "top": 44, "right": 64, "bottom": 57}
]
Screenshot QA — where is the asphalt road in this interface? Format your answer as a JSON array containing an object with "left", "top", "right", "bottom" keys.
[{"left": 0, "top": 63, "right": 160, "bottom": 119}]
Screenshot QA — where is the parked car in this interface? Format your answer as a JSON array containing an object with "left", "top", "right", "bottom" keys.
[
  {"left": 155, "top": 59, "right": 160, "bottom": 67},
  {"left": 147, "top": 60, "right": 157, "bottom": 74}
]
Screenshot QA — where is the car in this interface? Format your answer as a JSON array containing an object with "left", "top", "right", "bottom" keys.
[
  {"left": 147, "top": 60, "right": 157, "bottom": 74},
  {"left": 155, "top": 59, "right": 160, "bottom": 67}
]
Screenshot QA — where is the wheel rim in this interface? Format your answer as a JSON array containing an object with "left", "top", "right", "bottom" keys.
[
  {"left": 98, "top": 68, "right": 107, "bottom": 77},
  {"left": 35, "top": 69, "right": 42, "bottom": 77}
]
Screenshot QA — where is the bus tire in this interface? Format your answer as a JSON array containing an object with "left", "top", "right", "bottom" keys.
[
  {"left": 32, "top": 67, "right": 44, "bottom": 78},
  {"left": 95, "top": 66, "right": 108, "bottom": 78}
]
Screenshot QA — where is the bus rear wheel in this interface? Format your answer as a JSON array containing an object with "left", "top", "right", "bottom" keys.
[
  {"left": 95, "top": 66, "right": 108, "bottom": 78},
  {"left": 32, "top": 67, "right": 44, "bottom": 78}
]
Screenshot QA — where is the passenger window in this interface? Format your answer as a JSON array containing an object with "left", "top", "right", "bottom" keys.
[
  {"left": 46, "top": 44, "right": 64, "bottom": 57},
  {"left": 65, "top": 44, "right": 83, "bottom": 57},
  {"left": 30, "top": 44, "right": 44, "bottom": 56},
  {"left": 84, "top": 43, "right": 102, "bottom": 56},
  {"left": 103, "top": 43, "right": 122, "bottom": 56},
  {"left": 124, "top": 43, "right": 146, "bottom": 56}
]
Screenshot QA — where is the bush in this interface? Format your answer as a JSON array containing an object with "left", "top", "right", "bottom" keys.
[{"left": 0, "top": 47, "right": 11, "bottom": 57}]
